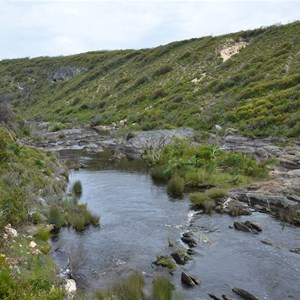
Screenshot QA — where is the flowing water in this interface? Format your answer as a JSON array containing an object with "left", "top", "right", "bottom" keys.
[{"left": 51, "top": 151, "right": 300, "bottom": 299}]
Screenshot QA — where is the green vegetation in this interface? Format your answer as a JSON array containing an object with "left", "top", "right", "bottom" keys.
[
  {"left": 152, "top": 276, "right": 175, "bottom": 300},
  {"left": 0, "top": 234, "right": 63, "bottom": 300},
  {"left": 154, "top": 256, "right": 176, "bottom": 271},
  {"left": 167, "top": 175, "right": 185, "bottom": 196},
  {"left": 148, "top": 140, "right": 271, "bottom": 212},
  {"left": 49, "top": 199, "right": 100, "bottom": 231},
  {"left": 72, "top": 180, "right": 83, "bottom": 197},
  {"left": 190, "top": 193, "right": 216, "bottom": 213},
  {"left": 0, "top": 22, "right": 299, "bottom": 138},
  {"left": 95, "top": 273, "right": 176, "bottom": 300}
]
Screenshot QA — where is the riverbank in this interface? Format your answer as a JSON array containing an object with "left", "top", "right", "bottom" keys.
[
  {"left": 16, "top": 122, "right": 300, "bottom": 299},
  {"left": 23, "top": 122, "right": 300, "bottom": 219}
]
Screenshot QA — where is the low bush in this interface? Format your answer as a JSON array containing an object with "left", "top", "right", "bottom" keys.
[
  {"left": 72, "top": 180, "right": 82, "bottom": 197},
  {"left": 190, "top": 193, "right": 215, "bottom": 213},
  {"left": 36, "top": 227, "right": 51, "bottom": 241},
  {"left": 151, "top": 165, "right": 169, "bottom": 181},
  {"left": 152, "top": 276, "right": 174, "bottom": 300},
  {"left": 167, "top": 175, "right": 184, "bottom": 196},
  {"left": 48, "top": 204, "right": 64, "bottom": 228}
]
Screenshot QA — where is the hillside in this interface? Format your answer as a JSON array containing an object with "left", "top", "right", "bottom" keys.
[{"left": 0, "top": 21, "right": 299, "bottom": 138}]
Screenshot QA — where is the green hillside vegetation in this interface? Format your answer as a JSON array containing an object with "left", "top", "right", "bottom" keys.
[{"left": 0, "top": 21, "right": 299, "bottom": 138}]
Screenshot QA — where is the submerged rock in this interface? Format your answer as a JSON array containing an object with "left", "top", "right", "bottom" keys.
[
  {"left": 290, "top": 248, "right": 300, "bottom": 254},
  {"left": 232, "top": 287, "right": 260, "bottom": 300},
  {"left": 222, "top": 295, "right": 236, "bottom": 300},
  {"left": 260, "top": 239, "right": 274, "bottom": 246},
  {"left": 208, "top": 293, "right": 223, "bottom": 300}
]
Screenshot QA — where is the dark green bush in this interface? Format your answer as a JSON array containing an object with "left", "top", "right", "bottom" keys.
[
  {"left": 167, "top": 175, "right": 184, "bottom": 196},
  {"left": 72, "top": 180, "right": 82, "bottom": 197}
]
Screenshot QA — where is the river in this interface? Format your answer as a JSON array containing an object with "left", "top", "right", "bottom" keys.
[{"left": 51, "top": 150, "right": 300, "bottom": 299}]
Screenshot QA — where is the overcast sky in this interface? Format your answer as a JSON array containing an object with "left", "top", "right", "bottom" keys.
[{"left": 0, "top": 0, "right": 299, "bottom": 60}]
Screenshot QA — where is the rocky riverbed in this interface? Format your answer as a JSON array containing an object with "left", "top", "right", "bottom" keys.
[{"left": 23, "top": 122, "right": 300, "bottom": 220}]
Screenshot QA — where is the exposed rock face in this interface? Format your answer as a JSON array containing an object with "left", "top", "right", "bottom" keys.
[
  {"left": 49, "top": 67, "right": 86, "bottom": 82},
  {"left": 122, "top": 128, "right": 195, "bottom": 158}
]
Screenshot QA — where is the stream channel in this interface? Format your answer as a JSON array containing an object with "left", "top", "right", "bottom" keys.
[{"left": 50, "top": 150, "right": 300, "bottom": 300}]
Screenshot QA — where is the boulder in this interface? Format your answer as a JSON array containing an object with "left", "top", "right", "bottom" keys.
[
  {"left": 233, "top": 221, "right": 253, "bottom": 233},
  {"left": 181, "top": 236, "right": 197, "bottom": 247},
  {"left": 223, "top": 199, "right": 252, "bottom": 216},
  {"left": 171, "top": 251, "right": 190, "bottom": 265},
  {"left": 4, "top": 224, "right": 18, "bottom": 238},
  {"left": 181, "top": 272, "right": 200, "bottom": 287},
  {"left": 64, "top": 279, "right": 77, "bottom": 300},
  {"left": 29, "top": 241, "right": 37, "bottom": 248},
  {"left": 243, "top": 220, "right": 262, "bottom": 232}
]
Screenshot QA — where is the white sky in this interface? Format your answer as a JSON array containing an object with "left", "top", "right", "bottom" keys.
[{"left": 0, "top": 0, "right": 299, "bottom": 59}]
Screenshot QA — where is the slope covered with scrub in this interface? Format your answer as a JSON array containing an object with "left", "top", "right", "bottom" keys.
[{"left": 0, "top": 21, "right": 299, "bottom": 138}]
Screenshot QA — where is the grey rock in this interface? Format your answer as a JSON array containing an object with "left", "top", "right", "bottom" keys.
[
  {"left": 50, "top": 67, "right": 86, "bottom": 82},
  {"left": 224, "top": 199, "right": 252, "bottom": 216},
  {"left": 182, "top": 232, "right": 193, "bottom": 238},
  {"left": 224, "top": 135, "right": 249, "bottom": 143},
  {"left": 222, "top": 295, "right": 236, "bottom": 300},
  {"left": 187, "top": 249, "right": 196, "bottom": 255},
  {"left": 243, "top": 220, "right": 262, "bottom": 232},
  {"left": 290, "top": 248, "right": 300, "bottom": 254},
  {"left": 233, "top": 221, "right": 253, "bottom": 233},
  {"left": 208, "top": 293, "right": 222, "bottom": 300},
  {"left": 260, "top": 239, "right": 274, "bottom": 246},
  {"left": 181, "top": 272, "right": 200, "bottom": 287},
  {"left": 181, "top": 236, "right": 197, "bottom": 247},
  {"left": 232, "top": 287, "right": 260, "bottom": 300},
  {"left": 123, "top": 128, "right": 195, "bottom": 158}
]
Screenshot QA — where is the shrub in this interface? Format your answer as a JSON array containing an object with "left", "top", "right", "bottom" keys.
[
  {"left": 36, "top": 227, "right": 51, "bottom": 241},
  {"left": 111, "top": 272, "right": 145, "bottom": 300},
  {"left": 167, "top": 175, "right": 184, "bottom": 196},
  {"left": 152, "top": 276, "right": 174, "bottom": 300},
  {"left": 206, "top": 188, "right": 227, "bottom": 201},
  {"left": 151, "top": 165, "right": 169, "bottom": 181},
  {"left": 72, "top": 180, "right": 82, "bottom": 197},
  {"left": 190, "top": 193, "right": 215, "bottom": 213},
  {"left": 48, "top": 204, "right": 64, "bottom": 228}
]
